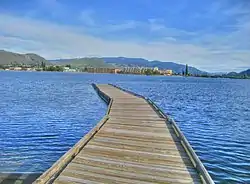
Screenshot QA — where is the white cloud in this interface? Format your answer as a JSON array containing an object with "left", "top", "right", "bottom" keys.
[{"left": 0, "top": 13, "right": 249, "bottom": 72}]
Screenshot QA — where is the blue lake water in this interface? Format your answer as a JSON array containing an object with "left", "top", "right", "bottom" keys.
[{"left": 0, "top": 71, "right": 249, "bottom": 183}]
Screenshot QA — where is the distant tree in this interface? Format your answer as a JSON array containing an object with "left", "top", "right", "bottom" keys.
[
  {"left": 185, "top": 64, "right": 189, "bottom": 76},
  {"left": 44, "top": 65, "right": 63, "bottom": 72},
  {"left": 143, "top": 69, "right": 160, "bottom": 75},
  {"left": 55, "top": 66, "right": 64, "bottom": 72},
  {"left": 65, "top": 64, "right": 71, "bottom": 68},
  {"left": 153, "top": 70, "right": 160, "bottom": 75},
  {"left": 41, "top": 61, "right": 46, "bottom": 70},
  {"left": 144, "top": 69, "right": 153, "bottom": 75}
]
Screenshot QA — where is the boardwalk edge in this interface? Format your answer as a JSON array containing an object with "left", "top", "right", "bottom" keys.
[{"left": 34, "top": 83, "right": 214, "bottom": 184}]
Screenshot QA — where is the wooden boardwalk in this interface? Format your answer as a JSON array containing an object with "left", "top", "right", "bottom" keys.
[{"left": 34, "top": 84, "right": 213, "bottom": 184}]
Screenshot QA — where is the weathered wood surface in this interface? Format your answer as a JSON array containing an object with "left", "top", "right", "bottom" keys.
[{"left": 34, "top": 84, "right": 208, "bottom": 184}]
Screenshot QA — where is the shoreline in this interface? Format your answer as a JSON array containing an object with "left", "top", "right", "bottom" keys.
[{"left": 0, "top": 70, "right": 249, "bottom": 79}]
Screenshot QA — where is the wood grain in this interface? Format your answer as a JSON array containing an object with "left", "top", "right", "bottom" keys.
[{"left": 34, "top": 84, "right": 204, "bottom": 184}]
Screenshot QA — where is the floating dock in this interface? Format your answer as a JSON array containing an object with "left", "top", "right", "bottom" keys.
[{"left": 34, "top": 84, "right": 213, "bottom": 184}]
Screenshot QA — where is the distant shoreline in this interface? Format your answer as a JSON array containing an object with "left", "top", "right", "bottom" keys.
[{"left": 1, "top": 69, "right": 249, "bottom": 80}]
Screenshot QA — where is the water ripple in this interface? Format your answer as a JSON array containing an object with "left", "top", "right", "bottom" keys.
[
  {"left": 0, "top": 72, "right": 106, "bottom": 173},
  {"left": 0, "top": 72, "right": 249, "bottom": 183}
]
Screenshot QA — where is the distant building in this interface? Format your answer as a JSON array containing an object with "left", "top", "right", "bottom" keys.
[
  {"left": 26, "top": 68, "right": 36, "bottom": 71},
  {"left": 85, "top": 67, "right": 119, "bottom": 74},
  {"left": 160, "top": 69, "right": 173, "bottom": 76},
  {"left": 63, "top": 67, "right": 70, "bottom": 71},
  {"left": 122, "top": 67, "right": 140, "bottom": 74},
  {"left": 13, "top": 67, "right": 22, "bottom": 71},
  {"left": 63, "top": 67, "right": 77, "bottom": 72},
  {"left": 114, "top": 69, "right": 121, "bottom": 74},
  {"left": 122, "top": 67, "right": 157, "bottom": 74},
  {"left": 153, "top": 67, "right": 159, "bottom": 71}
]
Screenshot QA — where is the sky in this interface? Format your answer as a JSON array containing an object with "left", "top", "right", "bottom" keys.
[{"left": 0, "top": 0, "right": 250, "bottom": 72}]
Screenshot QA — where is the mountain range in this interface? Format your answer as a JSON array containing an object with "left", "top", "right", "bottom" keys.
[
  {"left": 0, "top": 50, "right": 208, "bottom": 74},
  {"left": 50, "top": 58, "right": 114, "bottom": 68},
  {"left": 239, "top": 69, "right": 250, "bottom": 76},
  {"left": 0, "top": 50, "right": 49, "bottom": 66},
  {"left": 0, "top": 50, "right": 249, "bottom": 77},
  {"left": 226, "top": 69, "right": 250, "bottom": 77}
]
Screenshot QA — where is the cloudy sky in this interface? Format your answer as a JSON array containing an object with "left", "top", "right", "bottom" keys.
[{"left": 0, "top": 0, "right": 249, "bottom": 72}]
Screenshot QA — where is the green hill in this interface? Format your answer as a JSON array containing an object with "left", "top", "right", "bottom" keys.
[
  {"left": 51, "top": 58, "right": 114, "bottom": 68},
  {"left": 0, "top": 50, "right": 49, "bottom": 66}
]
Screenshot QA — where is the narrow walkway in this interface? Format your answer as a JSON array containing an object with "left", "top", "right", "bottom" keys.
[{"left": 34, "top": 84, "right": 213, "bottom": 184}]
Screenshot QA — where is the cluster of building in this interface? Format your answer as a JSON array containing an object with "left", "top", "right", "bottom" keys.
[
  {"left": 63, "top": 67, "right": 77, "bottom": 72},
  {"left": 3, "top": 67, "right": 36, "bottom": 71},
  {"left": 121, "top": 67, "right": 173, "bottom": 75},
  {"left": 160, "top": 69, "right": 173, "bottom": 76},
  {"left": 122, "top": 67, "right": 158, "bottom": 74},
  {"left": 1, "top": 65, "right": 173, "bottom": 76},
  {"left": 84, "top": 67, "right": 121, "bottom": 74},
  {"left": 2, "top": 66, "right": 77, "bottom": 72},
  {"left": 84, "top": 66, "right": 173, "bottom": 76}
]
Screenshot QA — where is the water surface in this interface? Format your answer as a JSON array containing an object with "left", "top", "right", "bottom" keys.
[{"left": 0, "top": 71, "right": 249, "bottom": 183}]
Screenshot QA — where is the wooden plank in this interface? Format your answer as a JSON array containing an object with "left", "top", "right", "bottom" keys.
[
  {"left": 106, "top": 121, "right": 168, "bottom": 128},
  {"left": 59, "top": 169, "right": 153, "bottom": 184},
  {"left": 65, "top": 163, "right": 201, "bottom": 184},
  {"left": 74, "top": 155, "right": 197, "bottom": 174},
  {"left": 110, "top": 107, "right": 154, "bottom": 110},
  {"left": 71, "top": 156, "right": 199, "bottom": 178},
  {"left": 109, "top": 110, "right": 157, "bottom": 114},
  {"left": 75, "top": 153, "right": 194, "bottom": 171},
  {"left": 107, "top": 119, "right": 168, "bottom": 127},
  {"left": 113, "top": 99, "right": 146, "bottom": 102},
  {"left": 100, "top": 127, "right": 175, "bottom": 139},
  {"left": 80, "top": 145, "right": 193, "bottom": 166},
  {"left": 107, "top": 118, "right": 166, "bottom": 123},
  {"left": 108, "top": 116, "right": 165, "bottom": 121},
  {"left": 102, "top": 124, "right": 171, "bottom": 133},
  {"left": 95, "top": 132, "right": 181, "bottom": 144},
  {"left": 110, "top": 109, "right": 157, "bottom": 113},
  {"left": 88, "top": 140, "right": 187, "bottom": 156},
  {"left": 91, "top": 137, "right": 186, "bottom": 152},
  {"left": 109, "top": 113, "right": 159, "bottom": 118}
]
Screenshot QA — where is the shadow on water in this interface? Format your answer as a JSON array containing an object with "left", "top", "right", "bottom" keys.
[{"left": 0, "top": 173, "right": 41, "bottom": 184}]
